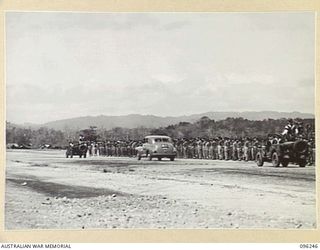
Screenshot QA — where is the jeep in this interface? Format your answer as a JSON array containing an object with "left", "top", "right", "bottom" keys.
[{"left": 256, "top": 135, "right": 308, "bottom": 167}]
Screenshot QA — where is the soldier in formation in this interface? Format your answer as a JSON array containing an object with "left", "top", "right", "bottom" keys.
[
  {"left": 79, "top": 119, "right": 315, "bottom": 165},
  {"left": 81, "top": 135, "right": 314, "bottom": 165}
]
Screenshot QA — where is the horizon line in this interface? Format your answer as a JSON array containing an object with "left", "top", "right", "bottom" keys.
[{"left": 6, "top": 110, "right": 315, "bottom": 125}]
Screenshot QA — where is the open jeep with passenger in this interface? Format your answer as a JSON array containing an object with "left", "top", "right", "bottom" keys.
[
  {"left": 255, "top": 134, "right": 308, "bottom": 167},
  {"left": 66, "top": 142, "right": 88, "bottom": 158}
]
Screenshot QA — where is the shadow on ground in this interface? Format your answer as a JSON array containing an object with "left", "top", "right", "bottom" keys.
[{"left": 7, "top": 178, "right": 127, "bottom": 199}]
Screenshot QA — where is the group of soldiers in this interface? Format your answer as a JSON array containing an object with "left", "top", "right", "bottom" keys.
[
  {"left": 85, "top": 138, "right": 261, "bottom": 161},
  {"left": 176, "top": 136, "right": 315, "bottom": 164},
  {"left": 86, "top": 140, "right": 140, "bottom": 158},
  {"left": 80, "top": 138, "right": 315, "bottom": 166},
  {"left": 175, "top": 137, "right": 259, "bottom": 161},
  {"left": 73, "top": 119, "right": 315, "bottom": 165}
]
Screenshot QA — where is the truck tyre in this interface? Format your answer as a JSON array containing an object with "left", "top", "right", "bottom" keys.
[
  {"left": 298, "top": 159, "right": 306, "bottom": 167},
  {"left": 271, "top": 152, "right": 280, "bottom": 167},
  {"left": 281, "top": 159, "right": 289, "bottom": 167},
  {"left": 256, "top": 152, "right": 264, "bottom": 167}
]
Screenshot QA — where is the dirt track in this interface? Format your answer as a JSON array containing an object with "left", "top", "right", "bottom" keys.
[{"left": 5, "top": 150, "right": 316, "bottom": 229}]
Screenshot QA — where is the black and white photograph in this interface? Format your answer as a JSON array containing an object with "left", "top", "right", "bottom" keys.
[{"left": 5, "top": 11, "right": 316, "bottom": 230}]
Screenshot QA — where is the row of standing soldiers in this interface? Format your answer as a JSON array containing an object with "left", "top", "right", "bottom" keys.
[
  {"left": 83, "top": 137, "right": 315, "bottom": 165},
  {"left": 87, "top": 140, "right": 140, "bottom": 158},
  {"left": 175, "top": 137, "right": 316, "bottom": 164},
  {"left": 175, "top": 138, "right": 259, "bottom": 161}
]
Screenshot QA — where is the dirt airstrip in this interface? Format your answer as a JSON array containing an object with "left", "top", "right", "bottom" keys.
[{"left": 5, "top": 150, "right": 316, "bottom": 229}]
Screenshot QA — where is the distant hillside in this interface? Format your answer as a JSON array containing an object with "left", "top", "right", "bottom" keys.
[{"left": 37, "top": 111, "right": 314, "bottom": 131}]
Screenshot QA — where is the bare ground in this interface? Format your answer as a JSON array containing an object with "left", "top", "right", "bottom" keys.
[{"left": 5, "top": 150, "right": 316, "bottom": 230}]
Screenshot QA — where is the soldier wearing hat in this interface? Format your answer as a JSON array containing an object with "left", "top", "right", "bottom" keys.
[
  {"left": 282, "top": 119, "right": 297, "bottom": 141},
  {"left": 232, "top": 139, "right": 238, "bottom": 161},
  {"left": 224, "top": 138, "right": 230, "bottom": 160}
]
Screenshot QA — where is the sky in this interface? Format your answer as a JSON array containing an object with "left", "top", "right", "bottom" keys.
[{"left": 6, "top": 12, "right": 315, "bottom": 124}]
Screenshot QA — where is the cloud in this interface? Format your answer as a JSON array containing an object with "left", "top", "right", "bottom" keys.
[
  {"left": 160, "top": 21, "right": 190, "bottom": 31},
  {"left": 6, "top": 12, "right": 160, "bottom": 32},
  {"left": 297, "top": 78, "right": 315, "bottom": 87},
  {"left": 243, "top": 12, "right": 315, "bottom": 31},
  {"left": 6, "top": 12, "right": 315, "bottom": 123}
]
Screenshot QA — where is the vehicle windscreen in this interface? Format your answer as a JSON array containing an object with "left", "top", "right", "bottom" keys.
[{"left": 154, "top": 138, "right": 170, "bottom": 143}]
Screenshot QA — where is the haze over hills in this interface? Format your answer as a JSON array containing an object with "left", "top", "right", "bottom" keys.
[{"left": 18, "top": 111, "right": 313, "bottom": 131}]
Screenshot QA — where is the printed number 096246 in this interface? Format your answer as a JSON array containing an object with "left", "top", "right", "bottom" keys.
[{"left": 300, "top": 244, "right": 318, "bottom": 249}]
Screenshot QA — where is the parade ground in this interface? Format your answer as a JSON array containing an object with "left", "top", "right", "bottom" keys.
[{"left": 5, "top": 149, "right": 316, "bottom": 230}]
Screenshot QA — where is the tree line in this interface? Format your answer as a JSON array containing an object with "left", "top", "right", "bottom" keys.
[{"left": 6, "top": 117, "right": 315, "bottom": 149}]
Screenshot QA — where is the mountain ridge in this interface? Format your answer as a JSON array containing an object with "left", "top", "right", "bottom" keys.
[{"left": 11, "top": 111, "right": 313, "bottom": 131}]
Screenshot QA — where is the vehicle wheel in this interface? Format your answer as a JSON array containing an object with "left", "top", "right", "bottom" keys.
[
  {"left": 158, "top": 157, "right": 162, "bottom": 161},
  {"left": 170, "top": 157, "right": 175, "bottom": 161},
  {"left": 298, "top": 159, "right": 307, "bottom": 168},
  {"left": 271, "top": 152, "right": 280, "bottom": 167},
  {"left": 281, "top": 159, "right": 289, "bottom": 167},
  {"left": 256, "top": 152, "right": 264, "bottom": 167},
  {"left": 148, "top": 154, "right": 152, "bottom": 161}
]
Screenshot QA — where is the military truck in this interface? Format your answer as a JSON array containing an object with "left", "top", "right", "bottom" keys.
[{"left": 255, "top": 134, "right": 308, "bottom": 167}]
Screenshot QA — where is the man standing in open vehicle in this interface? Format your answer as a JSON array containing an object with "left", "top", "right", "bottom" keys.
[
  {"left": 256, "top": 118, "right": 309, "bottom": 168},
  {"left": 282, "top": 119, "right": 298, "bottom": 141}
]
